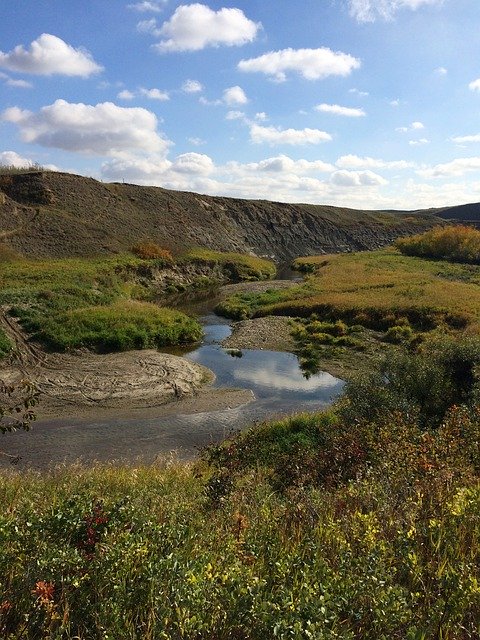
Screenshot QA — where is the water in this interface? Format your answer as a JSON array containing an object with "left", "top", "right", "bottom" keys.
[{"left": 1, "top": 281, "right": 344, "bottom": 468}]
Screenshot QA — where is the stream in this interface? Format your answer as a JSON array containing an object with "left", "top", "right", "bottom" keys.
[{"left": 1, "top": 281, "right": 345, "bottom": 469}]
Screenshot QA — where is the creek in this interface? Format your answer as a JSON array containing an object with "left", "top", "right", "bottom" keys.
[{"left": 1, "top": 280, "right": 344, "bottom": 469}]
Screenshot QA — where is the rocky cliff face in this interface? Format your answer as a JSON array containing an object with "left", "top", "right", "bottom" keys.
[{"left": 0, "top": 171, "right": 440, "bottom": 260}]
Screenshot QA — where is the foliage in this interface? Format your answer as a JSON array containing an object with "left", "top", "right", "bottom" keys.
[
  {"left": 183, "top": 247, "right": 276, "bottom": 281},
  {"left": 33, "top": 300, "right": 203, "bottom": 352},
  {"left": 396, "top": 224, "right": 480, "bottom": 264},
  {"left": 0, "top": 250, "right": 271, "bottom": 354},
  {"left": 0, "top": 164, "right": 48, "bottom": 175},
  {"left": 131, "top": 241, "right": 174, "bottom": 262},
  {"left": 339, "top": 333, "right": 480, "bottom": 429},
  {"left": 384, "top": 324, "right": 414, "bottom": 344},
  {"left": 2, "top": 409, "right": 480, "bottom": 639}
]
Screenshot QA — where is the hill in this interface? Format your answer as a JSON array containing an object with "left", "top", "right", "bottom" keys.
[{"left": 0, "top": 170, "right": 440, "bottom": 260}]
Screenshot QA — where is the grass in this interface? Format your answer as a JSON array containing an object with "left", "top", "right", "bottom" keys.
[
  {"left": 182, "top": 248, "right": 276, "bottom": 281},
  {"left": 219, "top": 249, "right": 480, "bottom": 330},
  {"left": 0, "top": 329, "right": 12, "bottom": 359},
  {"left": 395, "top": 224, "right": 480, "bottom": 264},
  {"left": 0, "top": 250, "right": 275, "bottom": 353}
]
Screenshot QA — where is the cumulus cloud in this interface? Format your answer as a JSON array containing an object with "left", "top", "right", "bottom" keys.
[
  {"left": 469, "top": 79, "right": 480, "bottom": 92},
  {"left": 434, "top": 66, "right": 448, "bottom": 76},
  {"left": 2, "top": 99, "right": 171, "bottom": 157},
  {"left": 225, "top": 110, "right": 245, "bottom": 121},
  {"left": 336, "top": 155, "right": 413, "bottom": 170},
  {"left": 418, "top": 157, "right": 480, "bottom": 178},
  {"left": 171, "top": 152, "right": 214, "bottom": 174},
  {"left": 315, "top": 103, "right": 366, "bottom": 117},
  {"left": 330, "top": 169, "right": 388, "bottom": 187},
  {"left": 238, "top": 47, "right": 360, "bottom": 82},
  {"left": 151, "top": 4, "right": 260, "bottom": 52},
  {"left": 250, "top": 124, "right": 332, "bottom": 146},
  {"left": 118, "top": 89, "right": 135, "bottom": 100},
  {"left": 0, "top": 34, "right": 103, "bottom": 77},
  {"left": 348, "top": 0, "right": 443, "bottom": 23},
  {"left": 227, "top": 155, "right": 335, "bottom": 174},
  {"left": 182, "top": 79, "right": 203, "bottom": 93},
  {"left": 0, "top": 150, "right": 58, "bottom": 170},
  {"left": 127, "top": 1, "right": 167, "bottom": 12},
  {"left": 223, "top": 86, "right": 248, "bottom": 106}
]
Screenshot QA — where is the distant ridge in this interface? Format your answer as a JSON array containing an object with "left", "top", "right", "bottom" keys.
[{"left": 0, "top": 170, "right": 443, "bottom": 260}]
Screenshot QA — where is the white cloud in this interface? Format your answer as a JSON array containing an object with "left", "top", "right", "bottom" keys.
[
  {"left": 434, "top": 66, "right": 447, "bottom": 76},
  {"left": 118, "top": 87, "right": 169, "bottom": 101},
  {"left": 152, "top": 4, "right": 260, "bottom": 53},
  {"left": 315, "top": 103, "right": 366, "bottom": 117},
  {"left": 255, "top": 112, "right": 268, "bottom": 121},
  {"left": 396, "top": 121, "right": 425, "bottom": 132},
  {"left": 0, "top": 33, "right": 102, "bottom": 77},
  {"left": 250, "top": 124, "right": 332, "bottom": 146},
  {"left": 225, "top": 110, "right": 245, "bottom": 121},
  {"left": 182, "top": 79, "right": 203, "bottom": 93},
  {"left": 469, "top": 79, "right": 480, "bottom": 92},
  {"left": 2, "top": 99, "right": 171, "bottom": 158},
  {"left": 188, "top": 137, "right": 206, "bottom": 146},
  {"left": 238, "top": 47, "right": 360, "bottom": 82},
  {"left": 127, "top": 1, "right": 167, "bottom": 12},
  {"left": 6, "top": 78, "right": 32, "bottom": 88},
  {"left": 349, "top": 88, "right": 369, "bottom": 97},
  {"left": 118, "top": 89, "right": 135, "bottom": 100},
  {"left": 140, "top": 87, "right": 169, "bottom": 100},
  {"left": 171, "top": 152, "right": 214, "bottom": 175},
  {"left": 451, "top": 134, "right": 480, "bottom": 144},
  {"left": 409, "top": 138, "right": 429, "bottom": 145},
  {"left": 223, "top": 86, "right": 248, "bottom": 106},
  {"left": 390, "top": 99, "right": 400, "bottom": 107},
  {"left": 336, "top": 154, "right": 413, "bottom": 170},
  {"left": 228, "top": 155, "right": 335, "bottom": 174},
  {"left": 418, "top": 157, "right": 480, "bottom": 178},
  {"left": 348, "top": 0, "right": 443, "bottom": 23},
  {"left": 331, "top": 169, "right": 388, "bottom": 187},
  {"left": 0, "top": 150, "right": 58, "bottom": 170}
]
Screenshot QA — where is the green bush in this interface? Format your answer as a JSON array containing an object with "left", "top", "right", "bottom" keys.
[
  {"left": 384, "top": 324, "right": 414, "bottom": 343},
  {"left": 36, "top": 301, "right": 203, "bottom": 352}
]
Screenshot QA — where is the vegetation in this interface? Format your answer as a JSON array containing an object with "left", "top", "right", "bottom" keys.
[
  {"left": 0, "top": 250, "right": 274, "bottom": 353},
  {"left": 0, "top": 164, "right": 49, "bottom": 175},
  {"left": 182, "top": 248, "right": 276, "bottom": 281},
  {"left": 396, "top": 224, "right": 480, "bottom": 264},
  {"left": 0, "top": 329, "right": 12, "bottom": 359},
  {"left": 131, "top": 242, "right": 174, "bottom": 263},
  {"left": 2, "top": 335, "right": 480, "bottom": 638}
]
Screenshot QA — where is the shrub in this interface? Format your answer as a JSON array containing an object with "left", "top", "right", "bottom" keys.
[
  {"left": 384, "top": 324, "right": 414, "bottom": 343},
  {"left": 396, "top": 225, "right": 480, "bottom": 264},
  {"left": 132, "top": 241, "right": 174, "bottom": 262}
]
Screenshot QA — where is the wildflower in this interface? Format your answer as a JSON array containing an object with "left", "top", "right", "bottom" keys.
[{"left": 32, "top": 581, "right": 55, "bottom": 603}]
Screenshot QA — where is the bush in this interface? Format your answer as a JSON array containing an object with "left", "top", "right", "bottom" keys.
[
  {"left": 384, "top": 324, "right": 414, "bottom": 343},
  {"left": 131, "top": 242, "right": 174, "bottom": 262},
  {"left": 396, "top": 225, "right": 480, "bottom": 264}
]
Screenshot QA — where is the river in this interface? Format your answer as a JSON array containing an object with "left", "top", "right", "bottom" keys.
[{"left": 1, "top": 282, "right": 344, "bottom": 469}]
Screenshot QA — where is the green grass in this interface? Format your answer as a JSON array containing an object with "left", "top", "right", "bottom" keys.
[
  {"left": 34, "top": 300, "right": 203, "bottom": 351},
  {"left": 219, "top": 249, "right": 480, "bottom": 330},
  {"left": 0, "top": 328, "right": 12, "bottom": 358},
  {"left": 182, "top": 247, "right": 276, "bottom": 281},
  {"left": 0, "top": 250, "right": 275, "bottom": 353}
]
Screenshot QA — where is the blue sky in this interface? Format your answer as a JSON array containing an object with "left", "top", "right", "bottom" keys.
[{"left": 1, "top": 0, "right": 480, "bottom": 209}]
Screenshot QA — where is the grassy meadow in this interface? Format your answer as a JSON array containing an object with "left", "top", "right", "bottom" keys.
[{"left": 0, "top": 249, "right": 274, "bottom": 354}]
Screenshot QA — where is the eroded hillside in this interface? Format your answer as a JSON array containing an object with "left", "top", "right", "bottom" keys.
[{"left": 0, "top": 170, "right": 440, "bottom": 259}]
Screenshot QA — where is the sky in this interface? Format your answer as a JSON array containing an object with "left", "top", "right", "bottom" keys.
[{"left": 1, "top": 0, "right": 480, "bottom": 210}]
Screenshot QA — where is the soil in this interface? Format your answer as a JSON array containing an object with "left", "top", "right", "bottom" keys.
[
  {"left": 223, "top": 316, "right": 296, "bottom": 352},
  {"left": 0, "top": 171, "right": 440, "bottom": 261}
]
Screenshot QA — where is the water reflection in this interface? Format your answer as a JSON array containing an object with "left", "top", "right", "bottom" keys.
[{"left": 187, "top": 343, "right": 343, "bottom": 402}]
